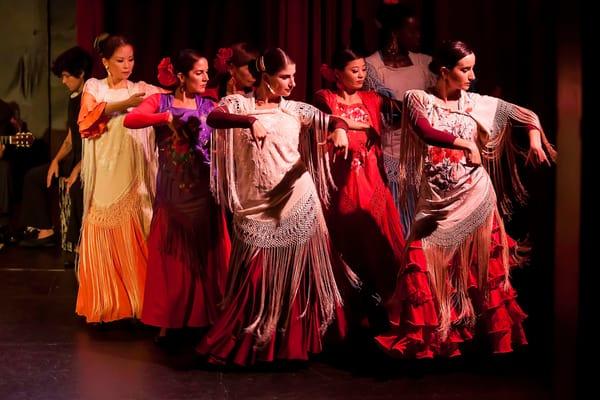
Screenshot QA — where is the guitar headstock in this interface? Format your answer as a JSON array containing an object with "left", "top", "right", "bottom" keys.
[{"left": 11, "top": 132, "right": 34, "bottom": 147}]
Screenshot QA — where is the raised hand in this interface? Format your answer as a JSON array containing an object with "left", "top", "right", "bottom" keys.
[{"left": 127, "top": 92, "right": 146, "bottom": 108}]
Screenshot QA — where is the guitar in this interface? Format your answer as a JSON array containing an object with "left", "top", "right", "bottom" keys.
[{"left": 0, "top": 132, "right": 35, "bottom": 148}]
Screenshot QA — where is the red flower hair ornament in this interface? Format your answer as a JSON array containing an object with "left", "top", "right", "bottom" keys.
[
  {"left": 214, "top": 47, "right": 234, "bottom": 74},
  {"left": 157, "top": 57, "right": 178, "bottom": 87}
]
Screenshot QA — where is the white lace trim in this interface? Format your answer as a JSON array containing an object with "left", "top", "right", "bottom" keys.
[
  {"left": 427, "top": 183, "right": 496, "bottom": 247},
  {"left": 233, "top": 191, "right": 319, "bottom": 249}
]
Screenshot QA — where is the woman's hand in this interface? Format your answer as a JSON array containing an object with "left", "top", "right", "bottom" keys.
[
  {"left": 250, "top": 119, "right": 268, "bottom": 149},
  {"left": 340, "top": 116, "right": 370, "bottom": 131},
  {"left": 464, "top": 141, "right": 482, "bottom": 166},
  {"left": 165, "top": 111, "right": 177, "bottom": 134},
  {"left": 126, "top": 92, "right": 145, "bottom": 108},
  {"left": 329, "top": 128, "right": 349, "bottom": 161},
  {"left": 526, "top": 129, "right": 550, "bottom": 167},
  {"left": 453, "top": 137, "right": 481, "bottom": 166}
]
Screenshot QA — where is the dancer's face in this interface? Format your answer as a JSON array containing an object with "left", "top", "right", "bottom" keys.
[
  {"left": 181, "top": 58, "right": 209, "bottom": 94},
  {"left": 104, "top": 44, "right": 134, "bottom": 82},
  {"left": 396, "top": 17, "right": 422, "bottom": 52},
  {"left": 336, "top": 58, "right": 367, "bottom": 91},
  {"left": 229, "top": 64, "right": 255, "bottom": 90},
  {"left": 266, "top": 63, "right": 296, "bottom": 97},
  {"left": 444, "top": 53, "right": 476, "bottom": 91}
]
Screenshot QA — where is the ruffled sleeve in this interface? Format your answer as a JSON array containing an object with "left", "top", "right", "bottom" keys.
[{"left": 78, "top": 78, "right": 109, "bottom": 139}]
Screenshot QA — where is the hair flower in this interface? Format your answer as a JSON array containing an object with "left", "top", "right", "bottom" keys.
[
  {"left": 157, "top": 57, "right": 177, "bottom": 87},
  {"left": 214, "top": 47, "right": 234, "bottom": 74}
]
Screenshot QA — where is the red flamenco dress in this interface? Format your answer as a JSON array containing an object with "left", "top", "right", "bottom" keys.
[{"left": 315, "top": 90, "right": 405, "bottom": 325}]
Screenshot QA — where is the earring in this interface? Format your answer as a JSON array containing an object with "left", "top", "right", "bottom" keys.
[{"left": 265, "top": 81, "right": 275, "bottom": 95}]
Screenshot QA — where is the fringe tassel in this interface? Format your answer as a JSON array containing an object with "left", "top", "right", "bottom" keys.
[
  {"left": 481, "top": 103, "right": 557, "bottom": 218},
  {"left": 397, "top": 95, "right": 427, "bottom": 223},
  {"left": 223, "top": 205, "right": 357, "bottom": 348},
  {"left": 297, "top": 110, "right": 336, "bottom": 208},
  {"left": 422, "top": 208, "right": 513, "bottom": 340}
]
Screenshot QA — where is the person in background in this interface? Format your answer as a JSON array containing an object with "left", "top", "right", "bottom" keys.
[
  {"left": 0, "top": 100, "right": 31, "bottom": 250},
  {"left": 205, "top": 42, "right": 259, "bottom": 100},
  {"left": 364, "top": 3, "right": 436, "bottom": 235},
  {"left": 0, "top": 100, "right": 20, "bottom": 250},
  {"left": 17, "top": 47, "right": 92, "bottom": 262}
]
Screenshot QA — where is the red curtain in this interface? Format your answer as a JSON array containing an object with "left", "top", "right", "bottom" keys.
[
  {"left": 76, "top": 0, "right": 105, "bottom": 77},
  {"left": 75, "top": 0, "right": 378, "bottom": 101}
]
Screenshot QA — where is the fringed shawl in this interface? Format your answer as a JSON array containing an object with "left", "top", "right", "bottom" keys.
[
  {"left": 79, "top": 79, "right": 160, "bottom": 222},
  {"left": 210, "top": 94, "right": 337, "bottom": 211},
  {"left": 398, "top": 90, "right": 557, "bottom": 220}
]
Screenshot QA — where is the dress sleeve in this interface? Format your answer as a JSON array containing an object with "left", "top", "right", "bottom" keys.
[
  {"left": 328, "top": 116, "right": 349, "bottom": 131},
  {"left": 364, "top": 60, "right": 396, "bottom": 99},
  {"left": 123, "top": 94, "right": 170, "bottom": 129},
  {"left": 206, "top": 106, "right": 257, "bottom": 129},
  {"left": 404, "top": 90, "right": 456, "bottom": 147},
  {"left": 77, "top": 79, "right": 108, "bottom": 138}
]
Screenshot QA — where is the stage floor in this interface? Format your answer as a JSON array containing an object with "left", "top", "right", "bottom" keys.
[{"left": 0, "top": 245, "right": 551, "bottom": 400}]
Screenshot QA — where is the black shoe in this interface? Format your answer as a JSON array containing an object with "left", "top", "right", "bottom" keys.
[
  {"left": 19, "top": 233, "right": 57, "bottom": 248},
  {"left": 10, "top": 228, "right": 38, "bottom": 244}
]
